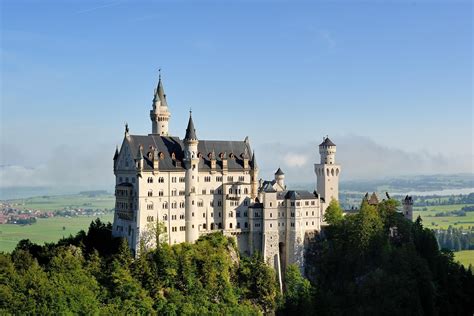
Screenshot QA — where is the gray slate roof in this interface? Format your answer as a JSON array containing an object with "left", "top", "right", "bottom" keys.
[
  {"left": 126, "top": 135, "right": 254, "bottom": 172},
  {"left": 275, "top": 167, "right": 284, "bottom": 176},
  {"left": 184, "top": 114, "right": 197, "bottom": 140},
  {"left": 319, "top": 137, "right": 336, "bottom": 147}
]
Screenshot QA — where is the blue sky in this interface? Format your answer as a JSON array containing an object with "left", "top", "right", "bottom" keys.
[{"left": 1, "top": 0, "right": 472, "bottom": 192}]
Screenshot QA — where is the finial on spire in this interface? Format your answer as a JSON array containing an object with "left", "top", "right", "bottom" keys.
[
  {"left": 158, "top": 68, "right": 161, "bottom": 80},
  {"left": 125, "top": 122, "right": 129, "bottom": 134}
]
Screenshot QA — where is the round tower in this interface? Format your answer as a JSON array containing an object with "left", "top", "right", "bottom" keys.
[
  {"left": 319, "top": 136, "right": 336, "bottom": 164},
  {"left": 150, "top": 71, "right": 171, "bottom": 136},
  {"left": 274, "top": 167, "right": 285, "bottom": 189},
  {"left": 314, "top": 136, "right": 341, "bottom": 208},
  {"left": 402, "top": 195, "right": 413, "bottom": 221},
  {"left": 183, "top": 112, "right": 199, "bottom": 242}
]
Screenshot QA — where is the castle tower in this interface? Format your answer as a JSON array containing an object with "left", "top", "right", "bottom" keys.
[
  {"left": 402, "top": 195, "right": 413, "bottom": 221},
  {"left": 274, "top": 168, "right": 285, "bottom": 189},
  {"left": 183, "top": 112, "right": 199, "bottom": 242},
  {"left": 314, "top": 137, "right": 341, "bottom": 206},
  {"left": 250, "top": 151, "right": 259, "bottom": 199},
  {"left": 150, "top": 71, "right": 171, "bottom": 135}
]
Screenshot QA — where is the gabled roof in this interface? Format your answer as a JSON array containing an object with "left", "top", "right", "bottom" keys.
[
  {"left": 271, "top": 190, "right": 317, "bottom": 200},
  {"left": 368, "top": 192, "right": 379, "bottom": 205},
  {"left": 319, "top": 137, "right": 336, "bottom": 147},
  {"left": 124, "top": 135, "right": 253, "bottom": 172}
]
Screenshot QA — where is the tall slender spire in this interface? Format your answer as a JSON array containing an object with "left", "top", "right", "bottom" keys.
[
  {"left": 150, "top": 69, "right": 171, "bottom": 135},
  {"left": 184, "top": 110, "right": 197, "bottom": 141}
]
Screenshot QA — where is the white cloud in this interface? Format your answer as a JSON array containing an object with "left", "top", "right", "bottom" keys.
[{"left": 283, "top": 152, "right": 309, "bottom": 168}]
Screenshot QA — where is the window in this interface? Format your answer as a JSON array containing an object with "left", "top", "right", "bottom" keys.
[
  {"left": 158, "top": 177, "right": 164, "bottom": 183},
  {"left": 179, "top": 177, "right": 185, "bottom": 182},
  {"left": 229, "top": 223, "right": 233, "bottom": 229},
  {"left": 159, "top": 190, "right": 164, "bottom": 196},
  {"left": 210, "top": 200, "right": 214, "bottom": 207},
  {"left": 311, "top": 201, "right": 315, "bottom": 205},
  {"left": 244, "top": 200, "right": 248, "bottom": 206},
  {"left": 147, "top": 203, "right": 153, "bottom": 210},
  {"left": 237, "top": 222, "right": 240, "bottom": 228},
  {"left": 202, "top": 189, "right": 206, "bottom": 195},
  {"left": 203, "top": 213, "right": 206, "bottom": 218},
  {"left": 148, "top": 190, "right": 153, "bottom": 197},
  {"left": 147, "top": 216, "right": 154, "bottom": 222},
  {"left": 172, "top": 177, "right": 177, "bottom": 183},
  {"left": 163, "top": 215, "right": 167, "bottom": 221},
  {"left": 270, "top": 202, "right": 272, "bottom": 207},
  {"left": 227, "top": 176, "right": 233, "bottom": 182},
  {"left": 179, "top": 190, "right": 185, "bottom": 196},
  {"left": 210, "top": 189, "right": 215, "bottom": 194},
  {"left": 147, "top": 177, "right": 153, "bottom": 183},
  {"left": 239, "top": 176, "right": 245, "bottom": 181},
  {"left": 218, "top": 189, "right": 222, "bottom": 194},
  {"left": 217, "top": 200, "right": 222, "bottom": 206},
  {"left": 244, "top": 211, "right": 247, "bottom": 217},
  {"left": 204, "top": 176, "right": 211, "bottom": 182},
  {"left": 180, "top": 202, "right": 185, "bottom": 208},
  {"left": 198, "top": 200, "right": 204, "bottom": 207},
  {"left": 236, "top": 211, "right": 240, "bottom": 217},
  {"left": 172, "top": 202, "right": 177, "bottom": 209},
  {"left": 163, "top": 202, "right": 168, "bottom": 209},
  {"left": 270, "top": 213, "right": 272, "bottom": 218},
  {"left": 244, "top": 188, "right": 248, "bottom": 194},
  {"left": 180, "top": 214, "right": 184, "bottom": 219},
  {"left": 245, "top": 222, "right": 248, "bottom": 228},
  {"left": 229, "top": 211, "right": 233, "bottom": 217},
  {"left": 172, "top": 189, "right": 177, "bottom": 196}
]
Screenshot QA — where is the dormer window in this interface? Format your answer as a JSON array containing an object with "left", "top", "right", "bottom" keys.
[
  {"left": 229, "top": 153, "right": 235, "bottom": 159},
  {"left": 198, "top": 152, "right": 203, "bottom": 159},
  {"left": 159, "top": 152, "right": 164, "bottom": 160},
  {"left": 219, "top": 153, "right": 225, "bottom": 159},
  {"left": 171, "top": 152, "right": 176, "bottom": 160},
  {"left": 147, "top": 152, "right": 153, "bottom": 160}
]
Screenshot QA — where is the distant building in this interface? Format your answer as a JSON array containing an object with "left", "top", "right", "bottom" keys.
[{"left": 111, "top": 74, "right": 340, "bottom": 280}]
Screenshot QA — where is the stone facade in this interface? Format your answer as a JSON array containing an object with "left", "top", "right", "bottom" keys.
[{"left": 112, "top": 76, "right": 339, "bottom": 279}]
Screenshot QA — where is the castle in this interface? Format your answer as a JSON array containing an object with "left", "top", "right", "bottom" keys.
[{"left": 111, "top": 75, "right": 412, "bottom": 280}]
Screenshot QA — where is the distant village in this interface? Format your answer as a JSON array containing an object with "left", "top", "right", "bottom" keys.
[{"left": 0, "top": 201, "right": 112, "bottom": 225}]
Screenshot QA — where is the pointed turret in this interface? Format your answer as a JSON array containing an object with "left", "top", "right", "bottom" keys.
[
  {"left": 150, "top": 70, "right": 171, "bottom": 135},
  {"left": 135, "top": 145, "right": 144, "bottom": 171},
  {"left": 152, "top": 72, "right": 168, "bottom": 110},
  {"left": 251, "top": 151, "right": 258, "bottom": 169},
  {"left": 184, "top": 111, "right": 197, "bottom": 141}
]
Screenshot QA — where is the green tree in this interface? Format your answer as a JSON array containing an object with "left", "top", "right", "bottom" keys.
[
  {"left": 282, "top": 264, "right": 313, "bottom": 314},
  {"left": 324, "top": 198, "right": 344, "bottom": 225}
]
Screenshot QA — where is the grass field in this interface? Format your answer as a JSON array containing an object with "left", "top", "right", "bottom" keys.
[
  {"left": 6, "top": 194, "right": 115, "bottom": 212},
  {"left": 0, "top": 214, "right": 113, "bottom": 253},
  {"left": 413, "top": 204, "right": 474, "bottom": 229},
  {"left": 454, "top": 250, "right": 474, "bottom": 268}
]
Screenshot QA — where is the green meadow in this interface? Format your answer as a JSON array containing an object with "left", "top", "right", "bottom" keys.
[
  {"left": 413, "top": 204, "right": 474, "bottom": 229},
  {"left": 0, "top": 214, "right": 113, "bottom": 253},
  {"left": 454, "top": 250, "right": 474, "bottom": 268},
  {"left": 7, "top": 194, "right": 115, "bottom": 212}
]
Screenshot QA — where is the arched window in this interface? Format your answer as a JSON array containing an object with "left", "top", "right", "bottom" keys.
[
  {"left": 331, "top": 168, "right": 335, "bottom": 176},
  {"left": 147, "top": 177, "right": 153, "bottom": 183},
  {"left": 336, "top": 168, "right": 340, "bottom": 176},
  {"left": 147, "top": 202, "right": 153, "bottom": 210},
  {"left": 326, "top": 169, "right": 329, "bottom": 176},
  {"left": 148, "top": 190, "right": 153, "bottom": 197},
  {"left": 244, "top": 188, "right": 248, "bottom": 194}
]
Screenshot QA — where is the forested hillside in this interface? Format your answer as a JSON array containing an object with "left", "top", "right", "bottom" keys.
[{"left": 1, "top": 199, "right": 473, "bottom": 315}]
